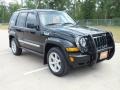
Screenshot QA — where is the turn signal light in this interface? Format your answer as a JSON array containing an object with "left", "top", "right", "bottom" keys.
[
  {"left": 66, "top": 47, "right": 80, "bottom": 52},
  {"left": 69, "top": 57, "right": 75, "bottom": 62}
]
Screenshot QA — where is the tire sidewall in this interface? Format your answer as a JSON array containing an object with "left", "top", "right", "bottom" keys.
[
  {"left": 11, "top": 39, "right": 17, "bottom": 54},
  {"left": 47, "top": 47, "right": 69, "bottom": 76},
  {"left": 11, "top": 38, "right": 22, "bottom": 55}
]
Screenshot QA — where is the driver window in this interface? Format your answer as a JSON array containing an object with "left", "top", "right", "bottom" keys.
[{"left": 26, "top": 12, "right": 37, "bottom": 29}]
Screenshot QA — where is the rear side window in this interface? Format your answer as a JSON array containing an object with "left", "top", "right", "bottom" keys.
[
  {"left": 26, "top": 12, "right": 37, "bottom": 29},
  {"left": 16, "top": 12, "right": 27, "bottom": 27},
  {"left": 9, "top": 12, "right": 18, "bottom": 26}
]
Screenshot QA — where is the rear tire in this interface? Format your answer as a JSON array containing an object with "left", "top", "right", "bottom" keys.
[
  {"left": 47, "top": 47, "right": 70, "bottom": 76},
  {"left": 11, "top": 38, "right": 22, "bottom": 55}
]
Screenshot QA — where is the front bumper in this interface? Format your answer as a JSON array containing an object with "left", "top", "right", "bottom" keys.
[
  {"left": 69, "top": 53, "right": 90, "bottom": 68},
  {"left": 68, "top": 47, "right": 114, "bottom": 68}
]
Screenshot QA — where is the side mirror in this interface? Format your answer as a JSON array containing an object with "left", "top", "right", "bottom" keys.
[
  {"left": 27, "top": 23, "right": 39, "bottom": 30},
  {"left": 76, "top": 20, "right": 79, "bottom": 25}
]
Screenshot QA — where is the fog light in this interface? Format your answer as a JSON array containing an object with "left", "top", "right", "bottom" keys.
[{"left": 69, "top": 56, "right": 75, "bottom": 62}]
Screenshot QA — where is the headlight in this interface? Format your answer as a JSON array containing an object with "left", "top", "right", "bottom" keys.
[
  {"left": 79, "top": 38, "right": 86, "bottom": 47},
  {"left": 75, "top": 36, "right": 81, "bottom": 48},
  {"left": 75, "top": 36, "right": 86, "bottom": 47},
  {"left": 75, "top": 36, "right": 87, "bottom": 53}
]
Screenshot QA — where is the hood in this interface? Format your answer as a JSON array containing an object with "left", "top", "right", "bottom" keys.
[{"left": 48, "top": 25, "right": 105, "bottom": 37}]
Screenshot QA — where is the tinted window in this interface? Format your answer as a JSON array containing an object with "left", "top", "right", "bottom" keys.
[
  {"left": 9, "top": 12, "right": 18, "bottom": 26},
  {"left": 16, "top": 12, "right": 27, "bottom": 27},
  {"left": 26, "top": 13, "right": 37, "bottom": 29}
]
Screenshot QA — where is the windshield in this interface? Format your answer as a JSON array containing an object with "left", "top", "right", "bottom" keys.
[{"left": 39, "top": 11, "right": 76, "bottom": 26}]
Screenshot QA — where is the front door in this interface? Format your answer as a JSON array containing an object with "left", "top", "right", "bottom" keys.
[{"left": 22, "top": 12, "right": 43, "bottom": 53}]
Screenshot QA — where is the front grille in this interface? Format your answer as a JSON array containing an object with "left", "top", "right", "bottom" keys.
[{"left": 93, "top": 33, "right": 108, "bottom": 50}]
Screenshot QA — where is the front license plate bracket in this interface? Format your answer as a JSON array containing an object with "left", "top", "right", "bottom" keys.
[{"left": 100, "top": 51, "right": 108, "bottom": 60}]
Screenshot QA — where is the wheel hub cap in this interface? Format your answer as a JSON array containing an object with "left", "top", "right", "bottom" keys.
[
  {"left": 49, "top": 52, "right": 61, "bottom": 72},
  {"left": 11, "top": 40, "right": 16, "bottom": 53}
]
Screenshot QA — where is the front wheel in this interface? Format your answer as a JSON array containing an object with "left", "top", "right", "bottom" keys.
[
  {"left": 11, "top": 38, "right": 22, "bottom": 55},
  {"left": 47, "top": 47, "right": 70, "bottom": 76}
]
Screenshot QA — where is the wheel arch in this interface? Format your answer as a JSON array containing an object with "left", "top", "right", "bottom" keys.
[
  {"left": 9, "top": 35, "right": 15, "bottom": 47},
  {"left": 44, "top": 37, "right": 75, "bottom": 64},
  {"left": 9, "top": 35, "right": 20, "bottom": 48}
]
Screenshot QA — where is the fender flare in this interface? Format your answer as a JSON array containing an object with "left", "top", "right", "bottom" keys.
[
  {"left": 45, "top": 37, "right": 75, "bottom": 50},
  {"left": 9, "top": 31, "right": 20, "bottom": 47},
  {"left": 43, "top": 37, "right": 75, "bottom": 64}
]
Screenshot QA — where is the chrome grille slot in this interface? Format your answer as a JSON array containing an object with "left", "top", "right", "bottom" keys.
[{"left": 93, "top": 34, "right": 108, "bottom": 50}]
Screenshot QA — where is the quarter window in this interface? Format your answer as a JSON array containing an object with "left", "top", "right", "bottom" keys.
[{"left": 9, "top": 12, "right": 18, "bottom": 26}]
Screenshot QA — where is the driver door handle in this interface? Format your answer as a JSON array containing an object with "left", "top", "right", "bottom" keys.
[{"left": 30, "top": 30, "right": 35, "bottom": 34}]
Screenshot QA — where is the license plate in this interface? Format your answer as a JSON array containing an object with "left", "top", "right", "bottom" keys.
[{"left": 100, "top": 51, "right": 108, "bottom": 60}]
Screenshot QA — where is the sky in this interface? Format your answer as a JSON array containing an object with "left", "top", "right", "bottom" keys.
[{"left": 4, "top": 0, "right": 21, "bottom": 4}]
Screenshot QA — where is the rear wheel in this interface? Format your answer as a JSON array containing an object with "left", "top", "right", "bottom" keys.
[
  {"left": 11, "top": 38, "right": 22, "bottom": 55},
  {"left": 47, "top": 47, "right": 70, "bottom": 76}
]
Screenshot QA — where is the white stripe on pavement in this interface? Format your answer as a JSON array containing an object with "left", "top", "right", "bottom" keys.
[
  {"left": 115, "top": 43, "right": 120, "bottom": 47},
  {"left": 24, "top": 67, "right": 48, "bottom": 75},
  {"left": 0, "top": 52, "right": 11, "bottom": 55},
  {"left": 115, "top": 43, "right": 120, "bottom": 46}
]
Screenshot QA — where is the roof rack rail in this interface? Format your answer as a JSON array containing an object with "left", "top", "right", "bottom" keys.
[{"left": 17, "top": 8, "right": 30, "bottom": 11}]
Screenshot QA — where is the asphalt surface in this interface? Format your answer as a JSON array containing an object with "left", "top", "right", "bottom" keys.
[{"left": 0, "top": 30, "right": 120, "bottom": 90}]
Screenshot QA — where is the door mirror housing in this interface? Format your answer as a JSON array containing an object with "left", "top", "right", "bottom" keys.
[
  {"left": 76, "top": 20, "right": 79, "bottom": 25},
  {"left": 27, "top": 23, "right": 39, "bottom": 30}
]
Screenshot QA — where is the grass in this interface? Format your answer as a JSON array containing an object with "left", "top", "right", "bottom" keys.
[
  {"left": 0, "top": 23, "right": 8, "bottom": 30},
  {"left": 95, "top": 26, "right": 120, "bottom": 43}
]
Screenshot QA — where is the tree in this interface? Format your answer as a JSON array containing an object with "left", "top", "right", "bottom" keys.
[
  {"left": 24, "top": 0, "right": 36, "bottom": 9},
  {"left": 111, "top": 0, "right": 120, "bottom": 18},
  {"left": 0, "top": 0, "right": 120, "bottom": 23},
  {"left": 80, "top": 0, "right": 96, "bottom": 19},
  {"left": 0, "top": 1, "right": 10, "bottom": 22},
  {"left": 9, "top": 2, "right": 21, "bottom": 15},
  {"left": 96, "top": 0, "right": 114, "bottom": 19}
]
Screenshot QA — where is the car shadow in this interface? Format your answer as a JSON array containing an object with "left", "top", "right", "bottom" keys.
[
  {"left": 63, "top": 62, "right": 105, "bottom": 79},
  {"left": 19, "top": 49, "right": 105, "bottom": 78},
  {"left": 16, "top": 50, "right": 44, "bottom": 66}
]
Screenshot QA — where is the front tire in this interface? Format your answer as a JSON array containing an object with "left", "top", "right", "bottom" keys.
[
  {"left": 11, "top": 38, "right": 22, "bottom": 55},
  {"left": 47, "top": 47, "right": 70, "bottom": 76}
]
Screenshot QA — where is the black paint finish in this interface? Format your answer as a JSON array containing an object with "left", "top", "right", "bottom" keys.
[{"left": 8, "top": 9, "right": 115, "bottom": 67}]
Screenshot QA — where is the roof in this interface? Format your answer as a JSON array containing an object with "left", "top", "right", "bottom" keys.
[{"left": 17, "top": 8, "right": 58, "bottom": 12}]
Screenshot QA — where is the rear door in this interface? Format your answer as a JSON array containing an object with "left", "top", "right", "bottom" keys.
[{"left": 15, "top": 12, "right": 27, "bottom": 46}]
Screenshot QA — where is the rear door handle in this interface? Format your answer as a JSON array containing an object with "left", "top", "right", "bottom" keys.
[{"left": 16, "top": 29, "right": 22, "bottom": 32}]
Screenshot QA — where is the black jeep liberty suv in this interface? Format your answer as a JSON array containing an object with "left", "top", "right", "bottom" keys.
[{"left": 8, "top": 9, "right": 115, "bottom": 76}]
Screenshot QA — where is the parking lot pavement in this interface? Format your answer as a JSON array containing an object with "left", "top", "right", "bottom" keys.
[{"left": 0, "top": 30, "right": 120, "bottom": 90}]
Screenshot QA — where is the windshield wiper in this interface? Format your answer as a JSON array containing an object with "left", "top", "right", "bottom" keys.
[
  {"left": 62, "top": 22, "right": 75, "bottom": 26},
  {"left": 46, "top": 23, "right": 61, "bottom": 26}
]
